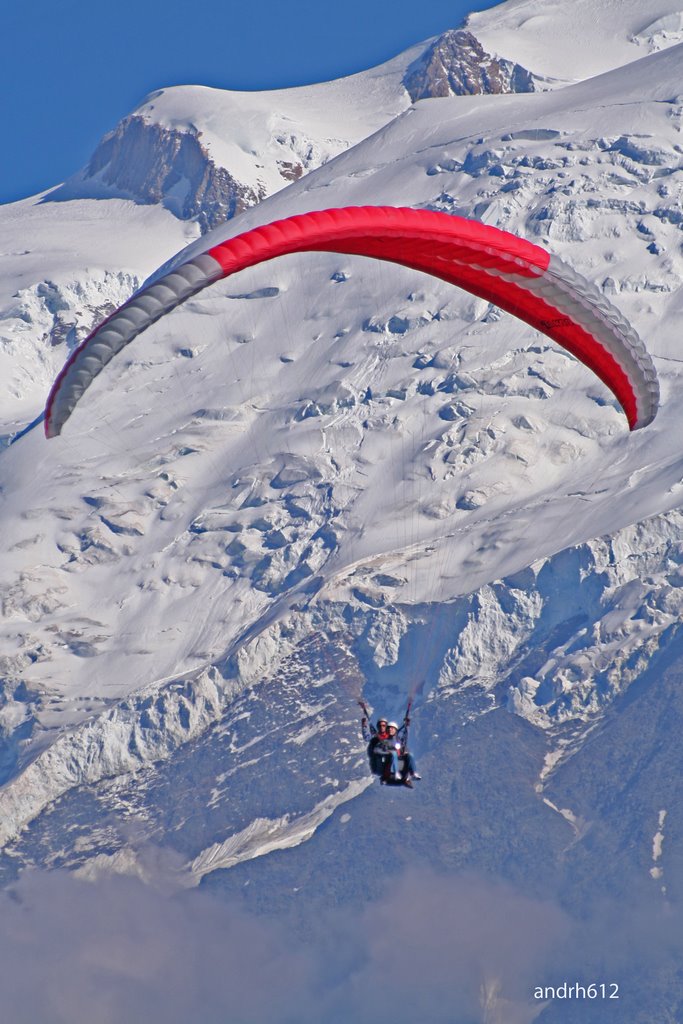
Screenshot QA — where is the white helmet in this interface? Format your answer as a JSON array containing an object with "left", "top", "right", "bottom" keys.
[{"left": 388, "top": 721, "right": 399, "bottom": 729}]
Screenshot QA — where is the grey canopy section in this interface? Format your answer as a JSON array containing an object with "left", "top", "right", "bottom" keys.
[{"left": 45, "top": 254, "right": 223, "bottom": 438}]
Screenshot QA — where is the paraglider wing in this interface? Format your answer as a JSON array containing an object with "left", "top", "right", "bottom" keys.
[{"left": 44, "top": 206, "right": 659, "bottom": 437}]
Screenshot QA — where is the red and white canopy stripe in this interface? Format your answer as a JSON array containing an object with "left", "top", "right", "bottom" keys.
[{"left": 45, "top": 206, "right": 659, "bottom": 437}]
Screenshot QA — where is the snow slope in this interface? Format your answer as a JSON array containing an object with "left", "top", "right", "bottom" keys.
[{"left": 469, "top": 0, "right": 683, "bottom": 83}]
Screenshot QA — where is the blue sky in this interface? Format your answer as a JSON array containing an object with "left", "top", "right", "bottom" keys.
[{"left": 3, "top": 0, "right": 499, "bottom": 205}]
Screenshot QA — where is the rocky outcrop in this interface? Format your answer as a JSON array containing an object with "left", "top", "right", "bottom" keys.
[
  {"left": 82, "top": 116, "right": 265, "bottom": 233},
  {"left": 403, "top": 29, "right": 535, "bottom": 101}
]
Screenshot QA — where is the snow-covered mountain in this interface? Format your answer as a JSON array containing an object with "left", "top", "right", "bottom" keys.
[
  {"left": 49, "top": 30, "right": 537, "bottom": 234},
  {"left": 2, "top": 2, "right": 683, "bottom": 1020}
]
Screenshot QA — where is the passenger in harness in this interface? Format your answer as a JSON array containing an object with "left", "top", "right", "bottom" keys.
[{"left": 360, "top": 707, "right": 421, "bottom": 788}]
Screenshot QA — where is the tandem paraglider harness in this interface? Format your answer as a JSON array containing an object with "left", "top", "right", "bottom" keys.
[{"left": 359, "top": 699, "right": 420, "bottom": 789}]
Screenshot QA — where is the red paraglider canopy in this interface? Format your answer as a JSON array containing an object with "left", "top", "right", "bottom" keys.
[{"left": 45, "top": 206, "right": 659, "bottom": 437}]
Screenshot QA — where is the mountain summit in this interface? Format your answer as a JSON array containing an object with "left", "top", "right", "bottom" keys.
[{"left": 50, "top": 27, "right": 539, "bottom": 232}]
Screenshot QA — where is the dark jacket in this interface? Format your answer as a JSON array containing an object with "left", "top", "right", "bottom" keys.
[{"left": 368, "top": 731, "right": 391, "bottom": 755}]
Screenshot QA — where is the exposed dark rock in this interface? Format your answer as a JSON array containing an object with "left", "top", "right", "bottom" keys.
[
  {"left": 277, "top": 160, "right": 305, "bottom": 182},
  {"left": 403, "top": 29, "right": 535, "bottom": 101},
  {"left": 82, "top": 116, "right": 266, "bottom": 233}
]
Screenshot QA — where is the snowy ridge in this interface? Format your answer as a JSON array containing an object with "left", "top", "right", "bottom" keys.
[
  {"left": 468, "top": 0, "right": 683, "bottom": 83},
  {"left": 0, "top": 600, "right": 324, "bottom": 846},
  {"left": 50, "top": 29, "right": 538, "bottom": 233},
  {"left": 189, "top": 778, "right": 372, "bottom": 883},
  {"left": 0, "top": 668, "right": 224, "bottom": 848},
  {"left": 440, "top": 509, "right": 683, "bottom": 727},
  {"left": 48, "top": 47, "right": 419, "bottom": 229}
]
